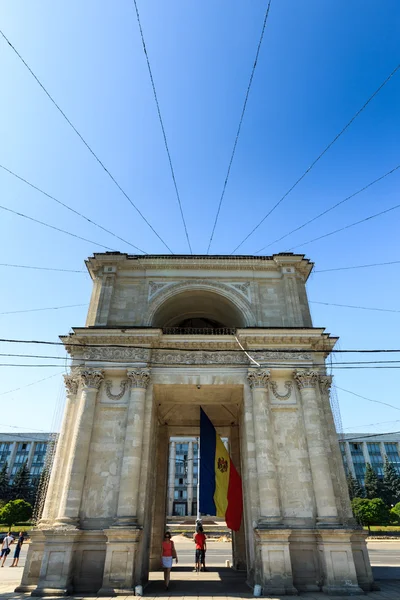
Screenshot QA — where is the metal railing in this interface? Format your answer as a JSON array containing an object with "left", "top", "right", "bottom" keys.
[{"left": 162, "top": 327, "right": 236, "bottom": 335}]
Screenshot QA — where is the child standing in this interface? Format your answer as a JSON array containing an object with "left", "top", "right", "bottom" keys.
[{"left": 193, "top": 525, "right": 207, "bottom": 572}]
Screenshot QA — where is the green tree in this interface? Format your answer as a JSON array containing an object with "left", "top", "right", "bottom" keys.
[
  {"left": 351, "top": 497, "right": 389, "bottom": 532},
  {"left": 10, "top": 462, "right": 34, "bottom": 503},
  {"left": 0, "top": 499, "right": 32, "bottom": 527},
  {"left": 364, "top": 463, "right": 381, "bottom": 499},
  {"left": 381, "top": 457, "right": 400, "bottom": 507},
  {"left": 390, "top": 502, "right": 400, "bottom": 524},
  {"left": 0, "top": 463, "right": 10, "bottom": 502},
  {"left": 346, "top": 474, "right": 364, "bottom": 500}
]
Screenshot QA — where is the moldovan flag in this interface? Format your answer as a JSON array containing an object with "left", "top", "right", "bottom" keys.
[{"left": 199, "top": 408, "right": 243, "bottom": 531}]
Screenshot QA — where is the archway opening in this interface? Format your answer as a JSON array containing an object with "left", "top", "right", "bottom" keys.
[{"left": 152, "top": 290, "right": 246, "bottom": 328}]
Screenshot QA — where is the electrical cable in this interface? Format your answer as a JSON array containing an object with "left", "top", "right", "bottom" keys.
[
  {"left": 313, "top": 260, "right": 400, "bottom": 273},
  {"left": 0, "top": 29, "right": 174, "bottom": 254},
  {"left": 288, "top": 202, "right": 400, "bottom": 251},
  {"left": 0, "top": 164, "right": 147, "bottom": 254},
  {"left": 230, "top": 62, "right": 400, "bottom": 254},
  {"left": 0, "top": 372, "right": 63, "bottom": 397},
  {"left": 340, "top": 431, "right": 400, "bottom": 442},
  {"left": 256, "top": 163, "right": 400, "bottom": 253},
  {"left": 206, "top": 0, "right": 273, "bottom": 254},
  {"left": 1, "top": 336, "right": 400, "bottom": 353},
  {"left": 343, "top": 419, "right": 400, "bottom": 431},
  {"left": 336, "top": 386, "right": 400, "bottom": 414},
  {"left": 0, "top": 304, "right": 87, "bottom": 316},
  {"left": 132, "top": 0, "right": 192, "bottom": 254},
  {"left": 0, "top": 263, "right": 86, "bottom": 274},
  {"left": 309, "top": 300, "right": 400, "bottom": 314},
  {"left": 0, "top": 204, "right": 117, "bottom": 251}
]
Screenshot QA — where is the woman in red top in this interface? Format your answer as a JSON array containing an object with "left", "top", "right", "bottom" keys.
[{"left": 161, "top": 531, "right": 178, "bottom": 590}]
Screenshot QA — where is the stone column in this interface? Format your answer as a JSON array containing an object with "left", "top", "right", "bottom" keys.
[
  {"left": 362, "top": 441, "right": 371, "bottom": 466},
  {"left": 317, "top": 530, "right": 363, "bottom": 595},
  {"left": 319, "top": 376, "right": 354, "bottom": 524},
  {"left": 55, "top": 369, "right": 104, "bottom": 526},
  {"left": 380, "top": 441, "right": 386, "bottom": 461},
  {"left": 230, "top": 425, "right": 246, "bottom": 571},
  {"left": 27, "top": 440, "right": 36, "bottom": 470},
  {"left": 40, "top": 374, "right": 79, "bottom": 526},
  {"left": 168, "top": 441, "right": 176, "bottom": 516},
  {"left": 187, "top": 441, "right": 193, "bottom": 516},
  {"left": 150, "top": 425, "right": 169, "bottom": 570},
  {"left": 115, "top": 368, "right": 150, "bottom": 526},
  {"left": 247, "top": 369, "right": 281, "bottom": 524},
  {"left": 294, "top": 370, "right": 338, "bottom": 525}
]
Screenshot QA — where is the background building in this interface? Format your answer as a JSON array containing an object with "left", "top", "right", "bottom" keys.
[
  {"left": 0, "top": 433, "right": 52, "bottom": 486},
  {"left": 339, "top": 433, "right": 400, "bottom": 486}
]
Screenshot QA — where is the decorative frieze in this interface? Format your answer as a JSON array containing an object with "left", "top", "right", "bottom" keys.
[
  {"left": 79, "top": 369, "right": 104, "bottom": 390},
  {"left": 105, "top": 380, "right": 128, "bottom": 401},
  {"left": 82, "top": 347, "right": 150, "bottom": 362},
  {"left": 229, "top": 281, "right": 250, "bottom": 297},
  {"left": 152, "top": 350, "right": 247, "bottom": 365},
  {"left": 63, "top": 375, "right": 79, "bottom": 396},
  {"left": 148, "top": 281, "right": 171, "bottom": 298},
  {"left": 293, "top": 370, "right": 319, "bottom": 389},
  {"left": 247, "top": 369, "right": 270, "bottom": 389},
  {"left": 270, "top": 380, "right": 293, "bottom": 401},
  {"left": 127, "top": 369, "right": 150, "bottom": 389}
]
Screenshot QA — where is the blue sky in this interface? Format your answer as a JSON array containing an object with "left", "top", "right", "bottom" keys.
[{"left": 0, "top": 0, "right": 399, "bottom": 435}]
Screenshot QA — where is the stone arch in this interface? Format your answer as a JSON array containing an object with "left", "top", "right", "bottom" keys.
[{"left": 147, "top": 280, "right": 255, "bottom": 327}]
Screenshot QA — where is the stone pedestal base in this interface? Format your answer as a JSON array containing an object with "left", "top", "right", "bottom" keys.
[
  {"left": 14, "top": 529, "right": 46, "bottom": 593},
  {"left": 351, "top": 529, "right": 379, "bottom": 591},
  {"left": 317, "top": 530, "right": 364, "bottom": 595},
  {"left": 97, "top": 527, "right": 142, "bottom": 596},
  {"left": 255, "top": 528, "right": 297, "bottom": 595},
  {"left": 29, "top": 529, "right": 81, "bottom": 597}
]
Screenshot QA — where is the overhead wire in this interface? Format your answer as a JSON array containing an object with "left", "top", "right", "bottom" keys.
[
  {"left": 288, "top": 202, "right": 400, "bottom": 251},
  {"left": 343, "top": 419, "right": 400, "bottom": 431},
  {"left": 255, "top": 163, "right": 400, "bottom": 253},
  {"left": 230, "top": 62, "right": 400, "bottom": 254},
  {"left": 340, "top": 431, "right": 400, "bottom": 442},
  {"left": 0, "top": 204, "right": 117, "bottom": 251},
  {"left": 0, "top": 372, "right": 63, "bottom": 397},
  {"left": 336, "top": 386, "right": 400, "bottom": 414},
  {"left": 0, "top": 164, "right": 147, "bottom": 254},
  {"left": 309, "top": 300, "right": 400, "bottom": 314},
  {"left": 0, "top": 29, "right": 173, "bottom": 253},
  {"left": 132, "top": 0, "right": 192, "bottom": 253},
  {"left": 206, "top": 0, "right": 273, "bottom": 254},
  {"left": 0, "top": 304, "right": 87, "bottom": 316},
  {"left": 0, "top": 263, "right": 86, "bottom": 274},
  {"left": 1, "top": 361, "right": 400, "bottom": 369},
  {"left": 2, "top": 336, "right": 400, "bottom": 353},
  {"left": 313, "top": 260, "right": 400, "bottom": 273}
]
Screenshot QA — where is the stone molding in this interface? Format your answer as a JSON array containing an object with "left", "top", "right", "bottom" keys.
[
  {"left": 127, "top": 369, "right": 150, "bottom": 389},
  {"left": 293, "top": 370, "right": 319, "bottom": 389},
  {"left": 63, "top": 374, "right": 79, "bottom": 396},
  {"left": 79, "top": 369, "right": 104, "bottom": 389},
  {"left": 270, "top": 380, "right": 292, "bottom": 400},
  {"left": 228, "top": 281, "right": 250, "bottom": 297},
  {"left": 153, "top": 349, "right": 247, "bottom": 365},
  {"left": 82, "top": 346, "right": 150, "bottom": 362},
  {"left": 247, "top": 369, "right": 270, "bottom": 389},
  {"left": 319, "top": 375, "right": 333, "bottom": 396},
  {"left": 104, "top": 379, "right": 128, "bottom": 400},
  {"left": 146, "top": 278, "right": 255, "bottom": 327},
  {"left": 148, "top": 281, "right": 171, "bottom": 298}
]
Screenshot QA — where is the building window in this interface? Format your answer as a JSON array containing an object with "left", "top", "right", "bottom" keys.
[
  {"left": 384, "top": 443, "right": 400, "bottom": 474},
  {"left": 350, "top": 443, "right": 366, "bottom": 484}
]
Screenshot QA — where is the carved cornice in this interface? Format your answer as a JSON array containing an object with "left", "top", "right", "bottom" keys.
[
  {"left": 247, "top": 369, "right": 270, "bottom": 389},
  {"left": 105, "top": 379, "right": 128, "bottom": 400},
  {"left": 293, "top": 370, "right": 319, "bottom": 390},
  {"left": 82, "top": 346, "right": 150, "bottom": 362},
  {"left": 127, "top": 369, "right": 150, "bottom": 389},
  {"left": 270, "top": 380, "right": 292, "bottom": 400},
  {"left": 63, "top": 375, "right": 79, "bottom": 396},
  {"left": 319, "top": 375, "right": 333, "bottom": 396},
  {"left": 153, "top": 349, "right": 248, "bottom": 365},
  {"left": 79, "top": 369, "right": 104, "bottom": 390}
]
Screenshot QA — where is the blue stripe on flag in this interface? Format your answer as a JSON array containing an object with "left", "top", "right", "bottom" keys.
[{"left": 199, "top": 407, "right": 216, "bottom": 515}]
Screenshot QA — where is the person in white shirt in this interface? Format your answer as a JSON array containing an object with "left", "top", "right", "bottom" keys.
[{"left": 1, "top": 533, "right": 14, "bottom": 567}]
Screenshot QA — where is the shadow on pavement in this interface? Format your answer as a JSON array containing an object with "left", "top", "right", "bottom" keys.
[
  {"left": 146, "top": 566, "right": 251, "bottom": 597},
  {"left": 372, "top": 565, "right": 400, "bottom": 580}
]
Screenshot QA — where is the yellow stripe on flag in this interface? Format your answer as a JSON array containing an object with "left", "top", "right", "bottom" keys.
[{"left": 214, "top": 435, "right": 230, "bottom": 518}]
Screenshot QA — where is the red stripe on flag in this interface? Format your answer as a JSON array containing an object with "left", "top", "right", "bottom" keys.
[{"left": 225, "top": 459, "right": 243, "bottom": 531}]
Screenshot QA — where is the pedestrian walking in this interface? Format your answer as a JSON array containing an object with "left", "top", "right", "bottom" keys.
[
  {"left": 161, "top": 531, "right": 178, "bottom": 590},
  {"left": 10, "top": 532, "right": 24, "bottom": 567},
  {"left": 1, "top": 532, "right": 14, "bottom": 567},
  {"left": 193, "top": 525, "right": 207, "bottom": 572}
]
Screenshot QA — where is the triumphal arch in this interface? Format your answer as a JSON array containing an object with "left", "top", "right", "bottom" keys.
[{"left": 18, "top": 253, "right": 374, "bottom": 596}]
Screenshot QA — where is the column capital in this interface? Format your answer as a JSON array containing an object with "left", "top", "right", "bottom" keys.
[
  {"left": 247, "top": 368, "right": 270, "bottom": 389},
  {"left": 63, "top": 374, "right": 79, "bottom": 396},
  {"left": 319, "top": 375, "right": 333, "bottom": 396},
  {"left": 293, "top": 370, "right": 319, "bottom": 390},
  {"left": 127, "top": 368, "right": 150, "bottom": 389},
  {"left": 79, "top": 369, "right": 104, "bottom": 390}
]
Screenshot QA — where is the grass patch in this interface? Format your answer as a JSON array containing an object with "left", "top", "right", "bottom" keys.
[{"left": 365, "top": 526, "right": 400, "bottom": 532}]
